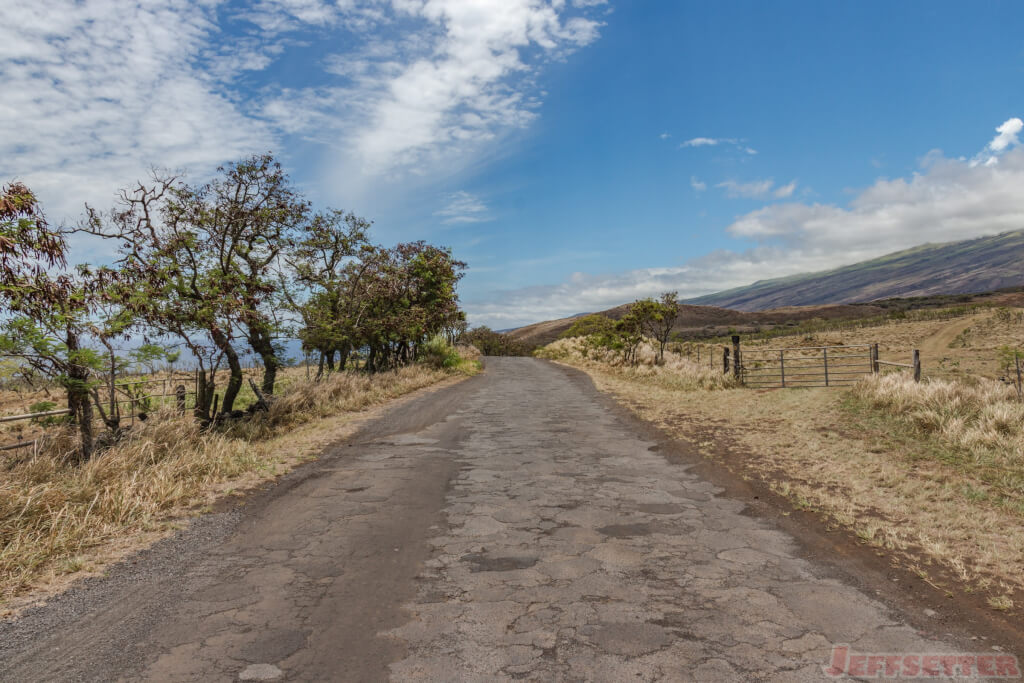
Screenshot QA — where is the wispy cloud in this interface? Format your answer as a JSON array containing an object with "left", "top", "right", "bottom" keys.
[
  {"left": 690, "top": 176, "right": 707, "bottom": 192},
  {"left": 262, "top": 0, "right": 607, "bottom": 178},
  {"left": 715, "top": 178, "right": 797, "bottom": 199},
  {"left": 679, "top": 137, "right": 757, "bottom": 155},
  {"left": 469, "top": 118, "right": 1024, "bottom": 327},
  {"left": 1, "top": 1, "right": 608, "bottom": 223},
  {"left": 434, "top": 191, "right": 492, "bottom": 225},
  {"left": 0, "top": 1, "right": 275, "bottom": 223}
]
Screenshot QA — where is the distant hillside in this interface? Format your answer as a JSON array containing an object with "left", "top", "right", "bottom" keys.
[
  {"left": 508, "top": 301, "right": 884, "bottom": 347},
  {"left": 689, "top": 230, "right": 1024, "bottom": 311}
]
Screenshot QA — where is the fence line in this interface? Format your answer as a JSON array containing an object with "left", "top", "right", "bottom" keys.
[{"left": 728, "top": 338, "right": 921, "bottom": 389}]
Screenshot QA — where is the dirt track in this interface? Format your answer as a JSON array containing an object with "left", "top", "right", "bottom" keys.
[{"left": 0, "top": 358, "right": 997, "bottom": 681}]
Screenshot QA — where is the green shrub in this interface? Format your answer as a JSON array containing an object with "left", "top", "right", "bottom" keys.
[{"left": 419, "top": 335, "right": 462, "bottom": 369}]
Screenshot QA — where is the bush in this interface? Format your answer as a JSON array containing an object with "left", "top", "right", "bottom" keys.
[{"left": 419, "top": 335, "right": 463, "bottom": 369}]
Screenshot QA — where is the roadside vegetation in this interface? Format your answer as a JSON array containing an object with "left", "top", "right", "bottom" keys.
[
  {"left": 540, "top": 296, "right": 1024, "bottom": 613},
  {"left": 460, "top": 326, "right": 535, "bottom": 356},
  {"left": 0, "top": 161, "right": 479, "bottom": 605}
]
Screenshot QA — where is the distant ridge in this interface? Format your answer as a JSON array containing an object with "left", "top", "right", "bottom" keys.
[
  {"left": 507, "top": 230, "right": 1024, "bottom": 346},
  {"left": 688, "top": 230, "right": 1024, "bottom": 311}
]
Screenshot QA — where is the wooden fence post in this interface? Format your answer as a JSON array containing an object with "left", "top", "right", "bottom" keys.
[
  {"left": 732, "top": 335, "right": 741, "bottom": 381},
  {"left": 912, "top": 350, "right": 921, "bottom": 382},
  {"left": 823, "top": 347, "right": 830, "bottom": 387},
  {"left": 779, "top": 350, "right": 786, "bottom": 388},
  {"left": 723, "top": 347, "right": 730, "bottom": 374},
  {"left": 871, "top": 343, "right": 879, "bottom": 374},
  {"left": 175, "top": 385, "right": 186, "bottom": 414}
]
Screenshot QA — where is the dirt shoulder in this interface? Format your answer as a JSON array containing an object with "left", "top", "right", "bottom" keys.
[
  {"left": 548, "top": 359, "right": 1024, "bottom": 654},
  {"left": 0, "top": 367, "right": 474, "bottom": 618}
]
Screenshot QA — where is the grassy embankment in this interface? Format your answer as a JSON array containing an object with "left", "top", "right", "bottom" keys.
[
  {"left": 0, "top": 346, "right": 480, "bottom": 609},
  {"left": 537, "top": 310, "right": 1024, "bottom": 613}
]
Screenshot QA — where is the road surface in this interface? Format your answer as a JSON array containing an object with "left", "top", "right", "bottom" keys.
[{"left": 0, "top": 358, "right": 969, "bottom": 681}]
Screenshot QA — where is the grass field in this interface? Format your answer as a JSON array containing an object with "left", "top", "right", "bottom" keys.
[
  {"left": 541, "top": 308, "right": 1024, "bottom": 614},
  {"left": 0, "top": 358, "right": 478, "bottom": 611}
]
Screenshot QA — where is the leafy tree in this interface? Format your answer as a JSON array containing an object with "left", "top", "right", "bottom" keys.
[
  {"left": 561, "top": 314, "right": 615, "bottom": 339},
  {"left": 85, "top": 174, "right": 248, "bottom": 417},
  {"left": 632, "top": 291, "right": 680, "bottom": 363},
  {"left": 0, "top": 183, "right": 104, "bottom": 458},
  {"left": 461, "top": 327, "right": 534, "bottom": 356}
]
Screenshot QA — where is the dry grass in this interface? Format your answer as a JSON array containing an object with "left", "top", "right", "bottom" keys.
[
  {"left": 543, "top": 339, "right": 1024, "bottom": 611},
  {"left": 0, "top": 362, "right": 474, "bottom": 605},
  {"left": 851, "top": 373, "right": 1024, "bottom": 503},
  {"left": 537, "top": 337, "right": 738, "bottom": 391},
  {"left": 742, "top": 307, "right": 1024, "bottom": 380}
]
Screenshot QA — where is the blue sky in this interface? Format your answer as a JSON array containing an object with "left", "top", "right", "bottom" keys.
[{"left": 3, "top": 1, "right": 1024, "bottom": 328}]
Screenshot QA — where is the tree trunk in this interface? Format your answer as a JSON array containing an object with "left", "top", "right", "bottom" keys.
[
  {"left": 211, "top": 329, "right": 243, "bottom": 414},
  {"left": 316, "top": 351, "right": 326, "bottom": 381},
  {"left": 194, "top": 366, "right": 216, "bottom": 420},
  {"left": 249, "top": 329, "right": 279, "bottom": 395},
  {"left": 65, "top": 330, "right": 94, "bottom": 461}
]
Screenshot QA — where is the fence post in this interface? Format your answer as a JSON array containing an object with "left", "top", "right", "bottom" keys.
[
  {"left": 1015, "top": 355, "right": 1021, "bottom": 401},
  {"left": 823, "top": 347, "right": 830, "bottom": 387},
  {"left": 779, "top": 350, "right": 786, "bottom": 388},
  {"left": 175, "top": 385, "right": 186, "bottom": 414},
  {"left": 731, "top": 335, "right": 741, "bottom": 381},
  {"left": 723, "top": 347, "right": 730, "bottom": 374},
  {"left": 912, "top": 350, "right": 921, "bottom": 382},
  {"left": 871, "top": 343, "right": 879, "bottom": 374}
]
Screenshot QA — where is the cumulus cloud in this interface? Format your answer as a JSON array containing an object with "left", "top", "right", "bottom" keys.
[
  {"left": 468, "top": 122, "right": 1024, "bottom": 327},
  {"left": 434, "top": 191, "right": 492, "bottom": 224},
  {"left": 989, "top": 117, "right": 1022, "bottom": 152}
]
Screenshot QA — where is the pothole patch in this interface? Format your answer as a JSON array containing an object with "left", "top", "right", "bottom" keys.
[
  {"left": 238, "top": 663, "right": 283, "bottom": 681},
  {"left": 461, "top": 553, "right": 539, "bottom": 572}
]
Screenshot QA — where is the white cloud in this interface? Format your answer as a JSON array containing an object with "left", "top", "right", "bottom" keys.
[
  {"left": 690, "top": 176, "right": 707, "bottom": 192},
  {"left": 679, "top": 136, "right": 757, "bottom": 155},
  {"left": 772, "top": 180, "right": 797, "bottom": 199},
  {"left": 434, "top": 191, "right": 492, "bottom": 224},
  {"left": 714, "top": 178, "right": 797, "bottom": 200},
  {"left": 0, "top": 1, "right": 275, "bottom": 224},
  {"left": 680, "top": 137, "right": 723, "bottom": 147},
  {"left": 1, "top": 0, "right": 607, "bottom": 227},
  {"left": 659, "top": 132, "right": 671, "bottom": 140},
  {"left": 989, "top": 117, "right": 1022, "bottom": 152},
  {"left": 468, "top": 124, "right": 1024, "bottom": 328},
  {"left": 264, "top": 0, "right": 607, "bottom": 178}
]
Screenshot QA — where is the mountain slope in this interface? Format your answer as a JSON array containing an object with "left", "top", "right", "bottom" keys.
[{"left": 688, "top": 230, "right": 1024, "bottom": 311}]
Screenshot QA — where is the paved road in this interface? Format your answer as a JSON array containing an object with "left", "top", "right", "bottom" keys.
[{"left": 1, "top": 358, "right": 965, "bottom": 681}]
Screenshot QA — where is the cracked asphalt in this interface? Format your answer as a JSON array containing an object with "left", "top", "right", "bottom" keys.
[{"left": 0, "top": 358, "right": 970, "bottom": 681}]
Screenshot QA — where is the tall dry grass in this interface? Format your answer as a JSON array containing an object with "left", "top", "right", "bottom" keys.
[
  {"left": 0, "top": 363, "right": 467, "bottom": 602},
  {"left": 852, "top": 373, "right": 1024, "bottom": 498},
  {"left": 537, "top": 337, "right": 738, "bottom": 391}
]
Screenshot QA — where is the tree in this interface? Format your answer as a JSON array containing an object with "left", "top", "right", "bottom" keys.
[
  {"left": 85, "top": 175, "right": 248, "bottom": 417},
  {"left": 461, "top": 327, "right": 533, "bottom": 356},
  {"left": 633, "top": 291, "right": 680, "bottom": 363},
  {"left": 283, "top": 210, "right": 374, "bottom": 376},
  {"left": 561, "top": 314, "right": 615, "bottom": 339},
  {"left": 0, "top": 183, "right": 102, "bottom": 458}
]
